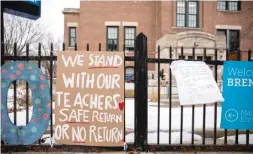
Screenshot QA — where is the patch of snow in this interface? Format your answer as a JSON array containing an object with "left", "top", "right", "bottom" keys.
[
  {"left": 125, "top": 83, "right": 134, "bottom": 89},
  {"left": 41, "top": 134, "right": 51, "bottom": 144},
  {"left": 9, "top": 98, "right": 225, "bottom": 145},
  {"left": 7, "top": 89, "right": 32, "bottom": 111},
  {"left": 126, "top": 132, "right": 202, "bottom": 144},
  {"left": 8, "top": 107, "right": 33, "bottom": 126},
  {"left": 125, "top": 98, "right": 222, "bottom": 132},
  {"left": 219, "top": 134, "right": 253, "bottom": 144}
]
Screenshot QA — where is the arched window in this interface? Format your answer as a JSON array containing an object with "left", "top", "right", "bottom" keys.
[{"left": 125, "top": 67, "right": 134, "bottom": 82}]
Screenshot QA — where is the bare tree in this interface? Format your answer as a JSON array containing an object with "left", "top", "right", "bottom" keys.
[
  {"left": 4, "top": 13, "right": 46, "bottom": 55},
  {"left": 41, "top": 32, "right": 63, "bottom": 79},
  {"left": 241, "top": 7, "right": 253, "bottom": 40}
]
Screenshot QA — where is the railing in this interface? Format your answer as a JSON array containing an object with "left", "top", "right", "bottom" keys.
[{"left": 1, "top": 33, "right": 253, "bottom": 152}]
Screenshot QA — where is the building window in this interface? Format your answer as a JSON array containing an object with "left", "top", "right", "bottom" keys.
[
  {"left": 179, "top": 55, "right": 185, "bottom": 59},
  {"left": 197, "top": 56, "right": 203, "bottom": 60},
  {"left": 217, "top": 0, "right": 241, "bottom": 11},
  {"left": 176, "top": 1, "right": 199, "bottom": 28},
  {"left": 206, "top": 56, "right": 212, "bottom": 60},
  {"left": 217, "top": 29, "right": 240, "bottom": 52},
  {"left": 69, "top": 27, "right": 76, "bottom": 47},
  {"left": 124, "top": 27, "right": 136, "bottom": 52},
  {"left": 188, "top": 56, "right": 193, "bottom": 60},
  {"left": 126, "top": 67, "right": 134, "bottom": 82},
  {"left": 107, "top": 26, "right": 119, "bottom": 51}
]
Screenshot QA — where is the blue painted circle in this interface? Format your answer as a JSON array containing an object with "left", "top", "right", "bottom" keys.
[{"left": 1, "top": 61, "right": 51, "bottom": 145}]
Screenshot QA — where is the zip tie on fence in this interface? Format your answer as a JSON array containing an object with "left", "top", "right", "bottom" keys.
[{"left": 123, "top": 142, "right": 128, "bottom": 151}]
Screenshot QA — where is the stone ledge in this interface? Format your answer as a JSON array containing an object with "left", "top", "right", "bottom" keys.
[{"left": 62, "top": 8, "right": 80, "bottom": 14}]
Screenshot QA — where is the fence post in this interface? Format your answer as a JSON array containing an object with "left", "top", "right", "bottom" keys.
[{"left": 134, "top": 33, "right": 148, "bottom": 151}]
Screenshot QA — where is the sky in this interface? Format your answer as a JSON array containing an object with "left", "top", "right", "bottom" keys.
[{"left": 38, "top": 0, "right": 80, "bottom": 40}]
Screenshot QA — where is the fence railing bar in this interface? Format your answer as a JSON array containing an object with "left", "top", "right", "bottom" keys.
[
  {"left": 161, "top": 46, "right": 227, "bottom": 50},
  {"left": 50, "top": 43, "right": 54, "bottom": 142},
  {"left": 191, "top": 47, "right": 195, "bottom": 145},
  {"left": 38, "top": 43, "right": 41, "bottom": 67},
  {"left": 226, "top": 48, "right": 229, "bottom": 61},
  {"left": 75, "top": 43, "right": 77, "bottom": 51},
  {"left": 235, "top": 49, "right": 240, "bottom": 145},
  {"left": 157, "top": 45, "right": 161, "bottom": 145},
  {"left": 224, "top": 49, "right": 229, "bottom": 145},
  {"left": 213, "top": 49, "right": 218, "bottom": 145},
  {"left": 236, "top": 49, "right": 240, "bottom": 61},
  {"left": 26, "top": 44, "right": 29, "bottom": 125},
  {"left": 202, "top": 48, "right": 207, "bottom": 145},
  {"left": 168, "top": 46, "right": 172, "bottom": 144},
  {"left": 87, "top": 43, "right": 89, "bottom": 51},
  {"left": 99, "top": 43, "right": 101, "bottom": 51},
  {"left": 248, "top": 49, "right": 252, "bottom": 61},
  {"left": 123, "top": 47, "right": 126, "bottom": 143},
  {"left": 134, "top": 38, "right": 137, "bottom": 146},
  {"left": 1, "top": 56, "right": 226, "bottom": 65},
  {"left": 13, "top": 43, "right": 17, "bottom": 125},
  {"left": 180, "top": 46, "right": 184, "bottom": 144},
  {"left": 1, "top": 43, "right": 4, "bottom": 65},
  {"left": 0, "top": 43, "right": 5, "bottom": 144},
  {"left": 1, "top": 56, "right": 57, "bottom": 61},
  {"left": 246, "top": 130, "right": 249, "bottom": 146},
  {"left": 111, "top": 41, "right": 114, "bottom": 52},
  {"left": 63, "top": 43, "right": 65, "bottom": 51},
  {"left": 38, "top": 43, "right": 42, "bottom": 145},
  {"left": 246, "top": 49, "right": 251, "bottom": 145}
]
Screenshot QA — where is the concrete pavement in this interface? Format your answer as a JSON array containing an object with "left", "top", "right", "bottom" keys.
[{"left": 3, "top": 152, "right": 253, "bottom": 154}]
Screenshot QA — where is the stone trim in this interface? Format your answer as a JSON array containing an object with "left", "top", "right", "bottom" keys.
[
  {"left": 122, "top": 21, "right": 138, "bottom": 26},
  {"left": 105, "top": 21, "right": 121, "bottom": 26},
  {"left": 67, "top": 23, "right": 78, "bottom": 27},
  {"left": 172, "top": 27, "right": 202, "bottom": 30},
  {"left": 62, "top": 8, "right": 80, "bottom": 14},
  {"left": 216, "top": 25, "right": 242, "bottom": 30}
]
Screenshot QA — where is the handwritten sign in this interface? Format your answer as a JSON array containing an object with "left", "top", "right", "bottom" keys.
[
  {"left": 170, "top": 60, "right": 224, "bottom": 105},
  {"left": 221, "top": 61, "right": 253, "bottom": 129},
  {"left": 54, "top": 51, "right": 124, "bottom": 146}
]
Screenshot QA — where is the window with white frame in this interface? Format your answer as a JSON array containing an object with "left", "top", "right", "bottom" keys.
[
  {"left": 124, "top": 27, "right": 136, "bottom": 52},
  {"left": 176, "top": 1, "right": 199, "bottom": 28},
  {"left": 69, "top": 27, "right": 76, "bottom": 47},
  {"left": 106, "top": 26, "right": 119, "bottom": 51},
  {"left": 217, "top": 29, "right": 240, "bottom": 52},
  {"left": 217, "top": 0, "right": 241, "bottom": 11},
  {"left": 125, "top": 67, "right": 134, "bottom": 81}
]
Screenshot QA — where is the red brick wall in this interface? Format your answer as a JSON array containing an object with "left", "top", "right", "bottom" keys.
[
  {"left": 207, "top": 1, "right": 253, "bottom": 51},
  {"left": 63, "top": 1, "right": 253, "bottom": 63},
  {"left": 64, "top": 13, "right": 80, "bottom": 51},
  {"left": 79, "top": 1, "right": 159, "bottom": 69}
]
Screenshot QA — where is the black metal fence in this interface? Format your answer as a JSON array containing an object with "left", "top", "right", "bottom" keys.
[{"left": 1, "top": 33, "right": 253, "bottom": 152}]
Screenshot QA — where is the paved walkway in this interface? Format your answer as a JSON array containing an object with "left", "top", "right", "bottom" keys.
[{"left": 3, "top": 152, "right": 253, "bottom": 154}]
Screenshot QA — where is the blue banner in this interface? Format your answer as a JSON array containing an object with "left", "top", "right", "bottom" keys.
[
  {"left": 3, "top": 0, "right": 41, "bottom": 20},
  {"left": 220, "top": 61, "right": 253, "bottom": 130},
  {"left": 24, "top": 0, "right": 41, "bottom": 7}
]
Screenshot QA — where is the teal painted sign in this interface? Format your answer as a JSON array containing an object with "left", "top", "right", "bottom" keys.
[{"left": 220, "top": 61, "right": 253, "bottom": 130}]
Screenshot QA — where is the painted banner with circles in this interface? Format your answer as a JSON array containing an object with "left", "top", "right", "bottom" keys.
[{"left": 1, "top": 61, "right": 51, "bottom": 145}]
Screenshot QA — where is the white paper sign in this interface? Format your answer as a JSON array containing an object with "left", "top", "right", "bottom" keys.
[{"left": 170, "top": 60, "right": 224, "bottom": 105}]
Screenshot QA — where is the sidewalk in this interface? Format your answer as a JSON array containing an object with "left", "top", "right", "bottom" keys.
[{"left": 3, "top": 152, "right": 253, "bottom": 154}]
